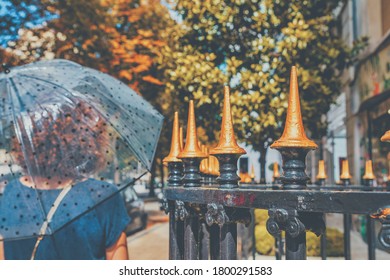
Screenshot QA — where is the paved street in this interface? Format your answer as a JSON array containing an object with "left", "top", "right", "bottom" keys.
[{"left": 127, "top": 201, "right": 390, "bottom": 260}]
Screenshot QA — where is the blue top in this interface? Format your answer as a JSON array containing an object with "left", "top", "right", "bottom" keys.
[{"left": 0, "top": 179, "right": 130, "bottom": 260}]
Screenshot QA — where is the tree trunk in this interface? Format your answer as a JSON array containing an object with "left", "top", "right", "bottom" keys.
[{"left": 259, "top": 146, "right": 267, "bottom": 184}]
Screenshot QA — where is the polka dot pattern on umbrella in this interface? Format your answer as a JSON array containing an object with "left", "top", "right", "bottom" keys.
[{"left": 0, "top": 59, "right": 163, "bottom": 241}]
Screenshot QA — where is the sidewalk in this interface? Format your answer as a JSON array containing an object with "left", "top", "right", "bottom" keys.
[
  {"left": 127, "top": 200, "right": 169, "bottom": 260},
  {"left": 126, "top": 203, "right": 390, "bottom": 260}
]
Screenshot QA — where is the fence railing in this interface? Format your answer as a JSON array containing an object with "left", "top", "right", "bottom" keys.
[{"left": 162, "top": 66, "right": 390, "bottom": 260}]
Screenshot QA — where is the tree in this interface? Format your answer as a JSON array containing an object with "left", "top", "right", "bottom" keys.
[
  {"left": 162, "top": 0, "right": 367, "bottom": 181},
  {"left": 1, "top": 0, "right": 172, "bottom": 194}
]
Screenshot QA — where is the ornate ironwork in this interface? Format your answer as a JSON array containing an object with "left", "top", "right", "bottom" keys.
[
  {"left": 163, "top": 66, "right": 390, "bottom": 260},
  {"left": 175, "top": 200, "right": 188, "bottom": 221},
  {"left": 371, "top": 208, "right": 390, "bottom": 249},
  {"left": 167, "top": 162, "right": 184, "bottom": 187},
  {"left": 205, "top": 203, "right": 229, "bottom": 226},
  {"left": 267, "top": 209, "right": 304, "bottom": 237}
]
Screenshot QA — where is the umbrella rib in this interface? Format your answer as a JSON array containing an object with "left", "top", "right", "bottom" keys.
[
  {"left": 9, "top": 77, "right": 68, "bottom": 177},
  {"left": 8, "top": 78, "right": 43, "bottom": 176},
  {"left": 6, "top": 78, "right": 49, "bottom": 223},
  {"left": 16, "top": 73, "right": 78, "bottom": 105}
]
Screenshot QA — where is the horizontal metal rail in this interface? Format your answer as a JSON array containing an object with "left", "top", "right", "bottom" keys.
[{"left": 165, "top": 186, "right": 390, "bottom": 215}]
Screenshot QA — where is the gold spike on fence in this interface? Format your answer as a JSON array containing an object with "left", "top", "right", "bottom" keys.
[
  {"left": 273, "top": 162, "right": 280, "bottom": 179},
  {"left": 340, "top": 159, "right": 352, "bottom": 180},
  {"left": 163, "top": 111, "right": 182, "bottom": 165},
  {"left": 381, "top": 130, "right": 390, "bottom": 142},
  {"left": 270, "top": 66, "right": 317, "bottom": 150},
  {"left": 363, "top": 159, "right": 375, "bottom": 180},
  {"left": 177, "top": 100, "right": 207, "bottom": 159},
  {"left": 179, "top": 126, "right": 184, "bottom": 151},
  {"left": 210, "top": 86, "right": 246, "bottom": 156},
  {"left": 316, "top": 160, "right": 327, "bottom": 180}
]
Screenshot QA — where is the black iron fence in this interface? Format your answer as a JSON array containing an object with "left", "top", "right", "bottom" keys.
[{"left": 162, "top": 68, "right": 390, "bottom": 260}]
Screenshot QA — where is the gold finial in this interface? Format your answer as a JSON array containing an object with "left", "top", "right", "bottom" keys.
[
  {"left": 250, "top": 164, "right": 255, "bottom": 179},
  {"left": 179, "top": 126, "right": 184, "bottom": 150},
  {"left": 371, "top": 208, "right": 390, "bottom": 219},
  {"left": 209, "top": 155, "right": 220, "bottom": 176},
  {"left": 178, "top": 100, "right": 207, "bottom": 159},
  {"left": 381, "top": 130, "right": 390, "bottom": 142},
  {"left": 273, "top": 162, "right": 280, "bottom": 178},
  {"left": 241, "top": 172, "right": 251, "bottom": 183},
  {"left": 210, "top": 86, "right": 246, "bottom": 155},
  {"left": 363, "top": 159, "right": 375, "bottom": 180},
  {"left": 163, "top": 112, "right": 182, "bottom": 164},
  {"left": 203, "top": 147, "right": 210, "bottom": 174},
  {"left": 214, "top": 156, "right": 220, "bottom": 176},
  {"left": 270, "top": 66, "right": 318, "bottom": 149},
  {"left": 207, "top": 153, "right": 212, "bottom": 174},
  {"left": 316, "top": 160, "right": 327, "bottom": 180},
  {"left": 340, "top": 159, "right": 352, "bottom": 180},
  {"left": 200, "top": 145, "right": 209, "bottom": 173}
]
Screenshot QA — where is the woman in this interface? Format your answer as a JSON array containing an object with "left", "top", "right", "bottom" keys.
[{"left": 0, "top": 101, "right": 130, "bottom": 260}]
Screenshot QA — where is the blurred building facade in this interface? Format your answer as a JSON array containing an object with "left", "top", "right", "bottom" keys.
[{"left": 329, "top": 0, "right": 390, "bottom": 185}]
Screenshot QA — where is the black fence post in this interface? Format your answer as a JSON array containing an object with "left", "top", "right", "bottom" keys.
[
  {"left": 199, "top": 221, "right": 210, "bottom": 260},
  {"left": 275, "top": 232, "right": 283, "bottom": 260},
  {"left": 209, "top": 224, "right": 220, "bottom": 260},
  {"left": 184, "top": 211, "right": 200, "bottom": 260},
  {"left": 340, "top": 159, "right": 352, "bottom": 260},
  {"left": 209, "top": 86, "right": 246, "bottom": 260},
  {"left": 163, "top": 111, "right": 185, "bottom": 260},
  {"left": 320, "top": 216, "right": 327, "bottom": 260},
  {"left": 363, "top": 159, "right": 376, "bottom": 260},
  {"left": 177, "top": 100, "right": 207, "bottom": 260},
  {"left": 343, "top": 212, "right": 352, "bottom": 260},
  {"left": 317, "top": 159, "right": 327, "bottom": 260},
  {"left": 269, "top": 67, "right": 319, "bottom": 260}
]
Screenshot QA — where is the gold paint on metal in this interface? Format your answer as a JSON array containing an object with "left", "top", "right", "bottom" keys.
[
  {"left": 178, "top": 100, "right": 207, "bottom": 159},
  {"left": 316, "top": 160, "right": 327, "bottom": 180},
  {"left": 250, "top": 164, "right": 255, "bottom": 180},
  {"left": 203, "top": 147, "right": 210, "bottom": 174},
  {"left": 363, "top": 160, "right": 375, "bottom": 180},
  {"left": 273, "top": 162, "right": 280, "bottom": 179},
  {"left": 179, "top": 126, "right": 184, "bottom": 151},
  {"left": 240, "top": 172, "right": 252, "bottom": 183},
  {"left": 340, "top": 159, "right": 352, "bottom": 180},
  {"left": 371, "top": 208, "right": 390, "bottom": 219},
  {"left": 200, "top": 145, "right": 209, "bottom": 173},
  {"left": 207, "top": 153, "right": 213, "bottom": 175},
  {"left": 270, "top": 66, "right": 318, "bottom": 149},
  {"left": 209, "top": 155, "right": 220, "bottom": 176},
  {"left": 163, "top": 111, "right": 182, "bottom": 164},
  {"left": 210, "top": 86, "right": 246, "bottom": 155},
  {"left": 381, "top": 130, "right": 390, "bottom": 142}
]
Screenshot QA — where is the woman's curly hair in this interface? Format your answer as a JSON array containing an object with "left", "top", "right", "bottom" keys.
[{"left": 12, "top": 101, "right": 110, "bottom": 183}]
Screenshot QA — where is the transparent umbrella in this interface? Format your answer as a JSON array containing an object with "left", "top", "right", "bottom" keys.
[{"left": 0, "top": 59, "right": 163, "bottom": 258}]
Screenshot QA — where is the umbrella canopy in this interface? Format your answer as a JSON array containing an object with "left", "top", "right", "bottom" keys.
[{"left": 0, "top": 59, "right": 163, "bottom": 244}]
